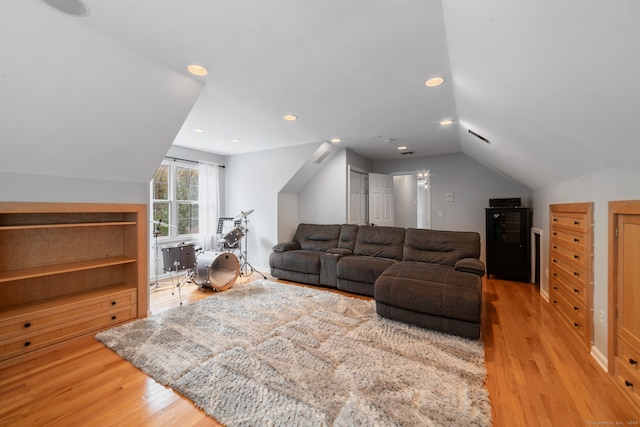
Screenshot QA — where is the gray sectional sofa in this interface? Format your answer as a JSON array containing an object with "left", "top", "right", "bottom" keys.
[{"left": 269, "top": 223, "right": 486, "bottom": 339}]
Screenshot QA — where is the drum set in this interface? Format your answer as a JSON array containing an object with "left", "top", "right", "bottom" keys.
[{"left": 153, "top": 209, "right": 265, "bottom": 305}]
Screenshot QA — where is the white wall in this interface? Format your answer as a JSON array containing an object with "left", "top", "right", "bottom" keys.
[
  {"left": 298, "top": 150, "right": 348, "bottom": 224},
  {"left": 393, "top": 175, "right": 418, "bottom": 228},
  {"left": 225, "top": 143, "right": 320, "bottom": 270},
  {"left": 375, "top": 152, "right": 531, "bottom": 262},
  {"left": 533, "top": 164, "right": 640, "bottom": 368}
]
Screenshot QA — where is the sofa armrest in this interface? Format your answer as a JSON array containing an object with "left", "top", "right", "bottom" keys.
[
  {"left": 455, "top": 258, "right": 486, "bottom": 276},
  {"left": 272, "top": 241, "right": 300, "bottom": 252},
  {"left": 326, "top": 248, "right": 353, "bottom": 256}
]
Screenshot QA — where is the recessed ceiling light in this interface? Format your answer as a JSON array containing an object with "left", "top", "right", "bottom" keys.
[
  {"left": 330, "top": 138, "right": 341, "bottom": 143},
  {"left": 398, "top": 146, "right": 408, "bottom": 150},
  {"left": 283, "top": 114, "right": 297, "bottom": 121},
  {"left": 440, "top": 119, "right": 454, "bottom": 125},
  {"left": 192, "top": 128, "right": 204, "bottom": 133},
  {"left": 425, "top": 77, "right": 445, "bottom": 87},
  {"left": 231, "top": 139, "right": 240, "bottom": 143},
  {"left": 187, "top": 64, "right": 208, "bottom": 76}
]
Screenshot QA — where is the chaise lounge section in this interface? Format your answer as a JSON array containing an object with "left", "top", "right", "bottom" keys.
[{"left": 269, "top": 223, "right": 485, "bottom": 339}]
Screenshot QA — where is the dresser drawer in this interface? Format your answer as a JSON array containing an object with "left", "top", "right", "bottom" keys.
[
  {"left": 551, "top": 237, "right": 587, "bottom": 269},
  {"left": 618, "top": 339, "right": 640, "bottom": 375},
  {"left": 0, "top": 290, "right": 135, "bottom": 338},
  {"left": 550, "top": 284, "right": 585, "bottom": 330},
  {"left": 0, "top": 305, "right": 136, "bottom": 360},
  {"left": 614, "top": 359, "right": 640, "bottom": 407},
  {"left": 550, "top": 258, "right": 586, "bottom": 287},
  {"left": 551, "top": 212, "right": 588, "bottom": 233}
]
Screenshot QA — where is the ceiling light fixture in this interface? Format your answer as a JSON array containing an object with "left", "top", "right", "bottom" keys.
[
  {"left": 187, "top": 64, "right": 208, "bottom": 76},
  {"left": 398, "top": 146, "right": 408, "bottom": 150},
  {"left": 425, "top": 77, "right": 445, "bottom": 87},
  {"left": 440, "top": 119, "right": 454, "bottom": 125},
  {"left": 330, "top": 138, "right": 342, "bottom": 144},
  {"left": 283, "top": 114, "right": 297, "bottom": 121},
  {"left": 192, "top": 128, "right": 204, "bottom": 133},
  {"left": 231, "top": 139, "right": 240, "bottom": 143}
]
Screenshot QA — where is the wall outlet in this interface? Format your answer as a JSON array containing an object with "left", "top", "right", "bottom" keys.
[{"left": 445, "top": 193, "right": 454, "bottom": 202}]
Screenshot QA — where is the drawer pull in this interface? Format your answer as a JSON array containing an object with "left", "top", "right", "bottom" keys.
[
  {"left": 630, "top": 359, "right": 638, "bottom": 365},
  {"left": 573, "top": 322, "right": 579, "bottom": 328},
  {"left": 574, "top": 238, "right": 580, "bottom": 243},
  {"left": 553, "top": 259, "right": 558, "bottom": 264},
  {"left": 574, "top": 255, "right": 579, "bottom": 260},
  {"left": 111, "top": 315, "right": 117, "bottom": 320},
  {"left": 626, "top": 380, "right": 633, "bottom": 387},
  {"left": 553, "top": 218, "right": 558, "bottom": 222},
  {"left": 573, "top": 288, "right": 579, "bottom": 293},
  {"left": 574, "top": 272, "right": 579, "bottom": 277},
  {"left": 553, "top": 273, "right": 557, "bottom": 278},
  {"left": 553, "top": 300, "right": 558, "bottom": 304},
  {"left": 553, "top": 286, "right": 558, "bottom": 290},
  {"left": 553, "top": 232, "right": 557, "bottom": 236},
  {"left": 24, "top": 322, "right": 31, "bottom": 328},
  {"left": 574, "top": 221, "right": 580, "bottom": 226},
  {"left": 112, "top": 301, "right": 117, "bottom": 305},
  {"left": 573, "top": 306, "right": 579, "bottom": 311},
  {"left": 24, "top": 341, "right": 31, "bottom": 347},
  {"left": 553, "top": 245, "right": 558, "bottom": 250}
]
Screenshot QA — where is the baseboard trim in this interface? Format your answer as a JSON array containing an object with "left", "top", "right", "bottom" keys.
[
  {"left": 591, "top": 345, "right": 608, "bottom": 372},
  {"left": 540, "top": 287, "right": 549, "bottom": 302}
]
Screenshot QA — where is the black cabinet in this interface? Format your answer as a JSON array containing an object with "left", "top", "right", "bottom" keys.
[{"left": 486, "top": 207, "right": 532, "bottom": 282}]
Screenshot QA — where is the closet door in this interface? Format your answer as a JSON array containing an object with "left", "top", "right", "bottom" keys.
[{"left": 610, "top": 201, "right": 640, "bottom": 409}]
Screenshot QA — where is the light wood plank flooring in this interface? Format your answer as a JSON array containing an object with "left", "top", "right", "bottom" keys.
[{"left": 1, "top": 275, "right": 639, "bottom": 426}]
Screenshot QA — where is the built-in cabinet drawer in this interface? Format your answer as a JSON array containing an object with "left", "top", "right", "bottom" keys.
[
  {"left": 549, "top": 203, "right": 593, "bottom": 350},
  {"left": 0, "top": 287, "right": 136, "bottom": 362}
]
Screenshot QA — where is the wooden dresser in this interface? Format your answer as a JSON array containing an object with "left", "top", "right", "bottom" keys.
[
  {"left": 549, "top": 202, "right": 594, "bottom": 350},
  {"left": 0, "top": 202, "right": 148, "bottom": 367}
]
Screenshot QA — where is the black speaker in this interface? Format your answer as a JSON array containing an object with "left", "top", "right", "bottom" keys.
[{"left": 489, "top": 198, "right": 521, "bottom": 208}]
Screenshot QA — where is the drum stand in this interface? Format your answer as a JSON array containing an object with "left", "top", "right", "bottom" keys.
[
  {"left": 238, "top": 216, "right": 266, "bottom": 279},
  {"left": 169, "top": 265, "right": 195, "bottom": 306}
]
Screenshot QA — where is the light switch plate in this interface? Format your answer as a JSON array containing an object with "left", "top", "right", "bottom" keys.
[{"left": 445, "top": 193, "right": 454, "bottom": 202}]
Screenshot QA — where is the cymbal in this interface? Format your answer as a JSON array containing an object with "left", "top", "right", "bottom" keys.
[{"left": 233, "top": 209, "right": 255, "bottom": 221}]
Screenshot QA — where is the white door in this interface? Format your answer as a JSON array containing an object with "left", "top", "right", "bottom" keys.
[
  {"left": 349, "top": 170, "right": 368, "bottom": 225},
  {"left": 368, "top": 173, "right": 394, "bottom": 226}
]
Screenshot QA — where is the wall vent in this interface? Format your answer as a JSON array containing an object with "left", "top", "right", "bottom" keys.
[
  {"left": 468, "top": 129, "right": 490, "bottom": 144},
  {"left": 400, "top": 151, "right": 415, "bottom": 155}
]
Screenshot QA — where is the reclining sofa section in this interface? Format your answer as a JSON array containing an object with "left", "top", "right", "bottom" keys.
[{"left": 269, "top": 223, "right": 485, "bottom": 339}]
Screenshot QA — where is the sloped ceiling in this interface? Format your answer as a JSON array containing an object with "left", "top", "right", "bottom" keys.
[
  {"left": 2, "top": 1, "right": 639, "bottom": 190},
  {"left": 443, "top": 0, "right": 640, "bottom": 190},
  {"left": 0, "top": 0, "right": 204, "bottom": 184}
]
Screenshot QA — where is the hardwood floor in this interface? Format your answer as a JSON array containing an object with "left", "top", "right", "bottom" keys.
[{"left": 1, "top": 275, "right": 638, "bottom": 426}]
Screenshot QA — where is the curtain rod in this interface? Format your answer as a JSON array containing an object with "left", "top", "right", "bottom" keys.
[{"left": 164, "top": 156, "right": 225, "bottom": 168}]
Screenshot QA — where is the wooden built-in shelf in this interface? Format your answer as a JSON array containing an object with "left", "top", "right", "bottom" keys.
[{"left": 0, "top": 202, "right": 147, "bottom": 367}]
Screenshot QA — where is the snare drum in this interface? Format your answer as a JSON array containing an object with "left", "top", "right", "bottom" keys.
[
  {"left": 194, "top": 251, "right": 240, "bottom": 291},
  {"left": 222, "top": 226, "right": 244, "bottom": 247}
]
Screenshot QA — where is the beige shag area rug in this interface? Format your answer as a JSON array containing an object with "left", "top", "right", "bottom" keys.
[{"left": 96, "top": 280, "right": 492, "bottom": 426}]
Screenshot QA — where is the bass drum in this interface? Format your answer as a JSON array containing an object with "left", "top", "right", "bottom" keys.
[{"left": 195, "top": 251, "right": 240, "bottom": 291}]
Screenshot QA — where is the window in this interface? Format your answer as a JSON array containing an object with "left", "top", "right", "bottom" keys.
[{"left": 151, "top": 162, "right": 199, "bottom": 238}]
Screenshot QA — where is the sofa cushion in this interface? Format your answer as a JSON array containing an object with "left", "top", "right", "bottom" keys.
[
  {"left": 375, "top": 262, "right": 482, "bottom": 323},
  {"left": 293, "top": 224, "right": 342, "bottom": 251},
  {"left": 338, "top": 224, "right": 359, "bottom": 250},
  {"left": 336, "top": 255, "right": 397, "bottom": 284},
  {"left": 403, "top": 228, "right": 481, "bottom": 266},
  {"left": 353, "top": 226, "right": 405, "bottom": 260},
  {"left": 269, "top": 249, "right": 323, "bottom": 275}
]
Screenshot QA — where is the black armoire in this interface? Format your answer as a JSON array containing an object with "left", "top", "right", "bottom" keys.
[{"left": 485, "top": 207, "right": 532, "bottom": 282}]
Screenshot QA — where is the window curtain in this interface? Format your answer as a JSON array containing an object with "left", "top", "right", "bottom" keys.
[{"left": 198, "top": 163, "right": 220, "bottom": 251}]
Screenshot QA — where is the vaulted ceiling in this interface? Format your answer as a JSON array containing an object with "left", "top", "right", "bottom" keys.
[{"left": 2, "top": 0, "right": 639, "bottom": 190}]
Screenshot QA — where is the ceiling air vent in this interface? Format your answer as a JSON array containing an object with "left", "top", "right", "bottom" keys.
[
  {"left": 468, "top": 129, "right": 490, "bottom": 144},
  {"left": 400, "top": 151, "right": 415, "bottom": 155}
]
